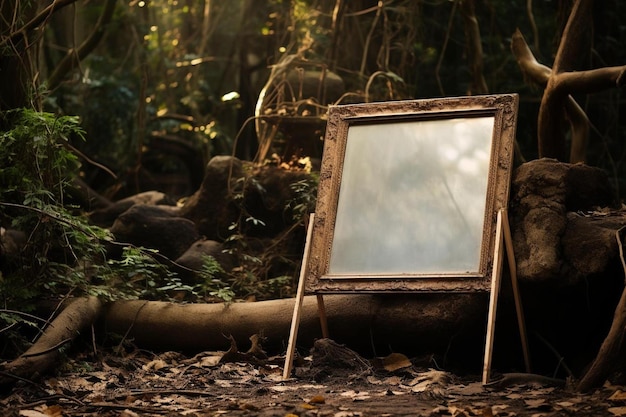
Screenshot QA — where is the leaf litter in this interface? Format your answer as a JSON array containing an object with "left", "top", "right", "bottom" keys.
[{"left": 1, "top": 337, "right": 625, "bottom": 416}]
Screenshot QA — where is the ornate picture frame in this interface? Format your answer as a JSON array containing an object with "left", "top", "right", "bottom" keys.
[{"left": 305, "top": 94, "right": 519, "bottom": 293}]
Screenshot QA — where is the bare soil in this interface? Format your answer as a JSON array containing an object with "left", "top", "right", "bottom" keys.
[{"left": 2, "top": 341, "right": 625, "bottom": 417}]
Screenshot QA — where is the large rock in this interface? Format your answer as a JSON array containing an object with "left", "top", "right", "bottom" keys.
[
  {"left": 111, "top": 204, "right": 199, "bottom": 260},
  {"left": 509, "top": 159, "right": 625, "bottom": 374},
  {"left": 174, "top": 238, "right": 235, "bottom": 283},
  {"left": 89, "top": 191, "right": 177, "bottom": 227},
  {"left": 510, "top": 158, "right": 615, "bottom": 283},
  {"left": 180, "top": 155, "right": 312, "bottom": 240},
  {"left": 179, "top": 156, "right": 244, "bottom": 240},
  {"left": 240, "top": 165, "right": 311, "bottom": 237}
]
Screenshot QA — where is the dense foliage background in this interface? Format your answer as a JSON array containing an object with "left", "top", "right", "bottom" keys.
[
  {"left": 39, "top": 0, "right": 626, "bottom": 188},
  {"left": 1, "top": 0, "right": 626, "bottom": 314},
  {"left": 2, "top": 1, "right": 624, "bottom": 196}
]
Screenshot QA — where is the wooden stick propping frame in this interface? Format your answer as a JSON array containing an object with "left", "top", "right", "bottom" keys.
[
  {"left": 483, "top": 209, "right": 505, "bottom": 384},
  {"left": 282, "top": 214, "right": 315, "bottom": 380},
  {"left": 482, "top": 208, "right": 531, "bottom": 384}
]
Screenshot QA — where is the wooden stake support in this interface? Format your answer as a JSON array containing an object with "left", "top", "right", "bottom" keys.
[
  {"left": 284, "top": 209, "right": 531, "bottom": 383},
  {"left": 283, "top": 214, "right": 315, "bottom": 380},
  {"left": 482, "top": 208, "right": 531, "bottom": 384}
]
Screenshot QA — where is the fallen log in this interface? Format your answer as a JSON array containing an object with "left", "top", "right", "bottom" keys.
[
  {"left": 0, "top": 293, "right": 489, "bottom": 387},
  {"left": 0, "top": 296, "right": 103, "bottom": 387},
  {"left": 103, "top": 293, "right": 489, "bottom": 362}
]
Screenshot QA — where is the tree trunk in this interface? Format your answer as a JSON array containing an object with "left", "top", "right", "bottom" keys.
[{"left": 513, "top": 0, "right": 626, "bottom": 163}]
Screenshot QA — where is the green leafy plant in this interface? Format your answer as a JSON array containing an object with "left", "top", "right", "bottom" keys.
[
  {"left": 95, "top": 246, "right": 194, "bottom": 301},
  {"left": 195, "top": 255, "right": 233, "bottom": 302},
  {"left": 286, "top": 174, "right": 318, "bottom": 222},
  {"left": 0, "top": 110, "right": 193, "bottom": 310},
  {"left": 0, "top": 109, "right": 101, "bottom": 307}
]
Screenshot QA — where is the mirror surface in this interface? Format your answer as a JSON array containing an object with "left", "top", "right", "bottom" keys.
[{"left": 328, "top": 116, "right": 495, "bottom": 274}]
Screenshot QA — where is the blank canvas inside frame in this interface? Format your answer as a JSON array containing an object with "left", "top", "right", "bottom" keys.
[{"left": 305, "top": 94, "right": 519, "bottom": 293}]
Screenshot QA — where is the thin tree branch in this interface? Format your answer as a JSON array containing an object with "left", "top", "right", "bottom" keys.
[
  {"left": 552, "top": 0, "right": 592, "bottom": 74},
  {"left": 47, "top": 0, "right": 118, "bottom": 90},
  {"left": 460, "top": 0, "right": 488, "bottom": 94},
  {"left": 565, "top": 94, "right": 590, "bottom": 163},
  {"left": 359, "top": 0, "right": 383, "bottom": 76},
  {"left": 0, "top": 0, "right": 78, "bottom": 47},
  {"left": 526, "top": 0, "right": 540, "bottom": 55},
  {"left": 435, "top": 0, "right": 458, "bottom": 96},
  {"left": 511, "top": 28, "right": 551, "bottom": 86},
  {"left": 555, "top": 66, "right": 626, "bottom": 94}
]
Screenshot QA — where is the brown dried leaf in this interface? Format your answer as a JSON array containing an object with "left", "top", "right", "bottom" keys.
[
  {"left": 610, "top": 406, "right": 626, "bottom": 416},
  {"left": 142, "top": 359, "right": 168, "bottom": 371},
  {"left": 381, "top": 353, "right": 412, "bottom": 372},
  {"left": 524, "top": 398, "right": 547, "bottom": 408},
  {"left": 611, "top": 390, "right": 626, "bottom": 402},
  {"left": 309, "top": 395, "right": 326, "bottom": 404}
]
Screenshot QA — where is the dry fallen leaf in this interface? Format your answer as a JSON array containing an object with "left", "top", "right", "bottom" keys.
[
  {"left": 366, "top": 375, "right": 383, "bottom": 385},
  {"left": 451, "top": 382, "right": 484, "bottom": 395},
  {"left": 142, "top": 358, "right": 168, "bottom": 371},
  {"left": 555, "top": 400, "right": 578, "bottom": 410},
  {"left": 382, "top": 376, "right": 403, "bottom": 385},
  {"left": 611, "top": 390, "right": 626, "bottom": 402},
  {"left": 43, "top": 404, "right": 63, "bottom": 417},
  {"left": 406, "top": 369, "right": 450, "bottom": 395},
  {"left": 19, "top": 405, "right": 64, "bottom": 417},
  {"left": 340, "top": 390, "right": 371, "bottom": 401},
  {"left": 610, "top": 406, "right": 626, "bottom": 416},
  {"left": 333, "top": 412, "right": 364, "bottom": 417},
  {"left": 524, "top": 398, "right": 547, "bottom": 408},
  {"left": 381, "top": 353, "right": 412, "bottom": 372},
  {"left": 197, "top": 354, "right": 222, "bottom": 367},
  {"left": 447, "top": 405, "right": 470, "bottom": 416},
  {"left": 19, "top": 411, "right": 49, "bottom": 417},
  {"left": 309, "top": 395, "right": 326, "bottom": 404}
]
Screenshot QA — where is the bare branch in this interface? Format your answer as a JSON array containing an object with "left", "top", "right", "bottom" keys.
[
  {"left": 552, "top": 0, "right": 592, "bottom": 74},
  {"left": 359, "top": 1, "right": 382, "bottom": 76},
  {"left": 0, "top": 0, "right": 79, "bottom": 48},
  {"left": 555, "top": 65, "right": 626, "bottom": 94},
  {"left": 526, "top": 0, "right": 540, "bottom": 54},
  {"left": 511, "top": 27, "right": 590, "bottom": 162},
  {"left": 565, "top": 95, "right": 590, "bottom": 163},
  {"left": 460, "top": 0, "right": 488, "bottom": 94},
  {"left": 511, "top": 28, "right": 551, "bottom": 86},
  {"left": 435, "top": 0, "right": 458, "bottom": 96},
  {"left": 47, "top": 0, "right": 118, "bottom": 90}
]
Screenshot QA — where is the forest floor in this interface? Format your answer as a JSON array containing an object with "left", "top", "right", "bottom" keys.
[{"left": 3, "top": 340, "right": 626, "bottom": 417}]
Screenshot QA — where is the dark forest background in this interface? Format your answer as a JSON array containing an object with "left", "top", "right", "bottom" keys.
[
  {"left": 2, "top": 0, "right": 626, "bottom": 311},
  {"left": 3, "top": 0, "right": 626, "bottom": 198}
]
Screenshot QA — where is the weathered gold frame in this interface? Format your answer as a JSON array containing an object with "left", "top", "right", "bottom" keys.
[{"left": 305, "top": 94, "right": 518, "bottom": 293}]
